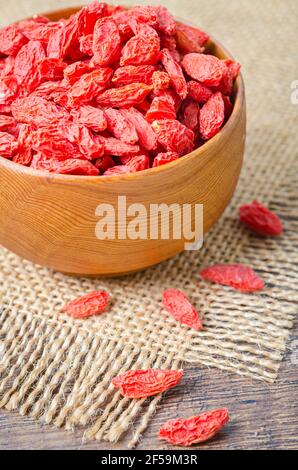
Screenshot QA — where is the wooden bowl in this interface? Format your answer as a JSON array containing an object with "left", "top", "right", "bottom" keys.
[{"left": 0, "top": 7, "right": 246, "bottom": 276}]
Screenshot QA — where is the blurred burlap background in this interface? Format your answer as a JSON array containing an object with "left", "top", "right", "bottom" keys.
[{"left": 0, "top": 0, "right": 297, "bottom": 447}]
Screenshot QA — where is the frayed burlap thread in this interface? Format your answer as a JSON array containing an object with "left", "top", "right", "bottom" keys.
[{"left": 0, "top": 0, "right": 298, "bottom": 446}]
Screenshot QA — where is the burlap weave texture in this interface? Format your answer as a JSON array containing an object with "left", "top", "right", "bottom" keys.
[{"left": 0, "top": 0, "right": 297, "bottom": 446}]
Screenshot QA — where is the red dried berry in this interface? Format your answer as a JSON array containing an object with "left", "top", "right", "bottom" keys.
[
  {"left": 0, "top": 115, "right": 16, "bottom": 131},
  {"left": 103, "top": 164, "right": 133, "bottom": 176},
  {"left": 63, "top": 61, "right": 90, "bottom": 85},
  {"left": 97, "top": 83, "right": 152, "bottom": 108},
  {"left": 239, "top": 200, "right": 283, "bottom": 236},
  {"left": 120, "top": 31, "right": 160, "bottom": 66},
  {"left": 0, "top": 24, "right": 28, "bottom": 56},
  {"left": 175, "top": 22, "right": 209, "bottom": 54},
  {"left": 162, "top": 289, "right": 203, "bottom": 330},
  {"left": 79, "top": 34, "right": 93, "bottom": 56},
  {"left": 152, "top": 70, "right": 171, "bottom": 92},
  {"left": 37, "top": 58, "right": 66, "bottom": 83},
  {"left": 11, "top": 96, "right": 67, "bottom": 128},
  {"left": 112, "top": 65, "right": 156, "bottom": 87},
  {"left": 159, "top": 408, "right": 229, "bottom": 446},
  {"left": 180, "top": 99, "right": 200, "bottom": 131},
  {"left": 59, "top": 120, "right": 105, "bottom": 159},
  {"left": 224, "top": 59, "right": 241, "bottom": 80},
  {"left": 146, "top": 95, "right": 176, "bottom": 123},
  {"left": 31, "top": 153, "right": 99, "bottom": 176},
  {"left": 14, "top": 40, "right": 46, "bottom": 93},
  {"left": 67, "top": 68, "right": 113, "bottom": 106},
  {"left": 32, "top": 125, "right": 82, "bottom": 160},
  {"left": 199, "top": 92, "right": 225, "bottom": 140},
  {"left": 20, "top": 19, "right": 61, "bottom": 45},
  {"left": 187, "top": 80, "right": 213, "bottom": 104},
  {"left": 120, "top": 107, "right": 157, "bottom": 151},
  {"left": 61, "top": 290, "right": 109, "bottom": 318},
  {"left": 0, "top": 131, "right": 18, "bottom": 158},
  {"left": 112, "top": 369, "right": 183, "bottom": 398},
  {"left": 160, "top": 48, "right": 187, "bottom": 99},
  {"left": 154, "top": 6, "right": 176, "bottom": 35},
  {"left": 182, "top": 53, "right": 226, "bottom": 87},
  {"left": 13, "top": 123, "right": 34, "bottom": 165},
  {"left": 200, "top": 264, "right": 265, "bottom": 292},
  {"left": 80, "top": 1, "right": 108, "bottom": 35},
  {"left": 126, "top": 154, "right": 150, "bottom": 172},
  {"left": 153, "top": 152, "right": 179, "bottom": 167},
  {"left": 152, "top": 119, "right": 194, "bottom": 156},
  {"left": 70, "top": 105, "right": 107, "bottom": 133},
  {"left": 92, "top": 17, "right": 121, "bottom": 66},
  {"left": 100, "top": 136, "right": 140, "bottom": 157},
  {"left": 104, "top": 107, "right": 138, "bottom": 144}
]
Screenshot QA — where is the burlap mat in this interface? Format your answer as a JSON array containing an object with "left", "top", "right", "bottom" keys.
[{"left": 0, "top": 0, "right": 297, "bottom": 447}]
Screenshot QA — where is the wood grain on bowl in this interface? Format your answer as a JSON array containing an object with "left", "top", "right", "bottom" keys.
[{"left": 0, "top": 7, "right": 246, "bottom": 276}]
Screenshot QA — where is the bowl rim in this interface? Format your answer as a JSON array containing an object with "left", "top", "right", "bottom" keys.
[{"left": 0, "top": 9, "right": 245, "bottom": 183}]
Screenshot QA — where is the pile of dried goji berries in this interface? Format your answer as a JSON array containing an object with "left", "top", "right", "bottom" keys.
[{"left": 0, "top": 2, "right": 240, "bottom": 176}]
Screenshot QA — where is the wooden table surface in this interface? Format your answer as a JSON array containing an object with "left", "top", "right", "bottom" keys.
[{"left": 0, "top": 318, "right": 297, "bottom": 450}]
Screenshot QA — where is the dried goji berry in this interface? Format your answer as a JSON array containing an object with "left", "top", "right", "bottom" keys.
[
  {"left": 67, "top": 68, "right": 113, "bottom": 106},
  {"left": 79, "top": 34, "right": 93, "bottom": 56},
  {"left": 61, "top": 290, "right": 109, "bottom": 318},
  {"left": 224, "top": 58, "right": 241, "bottom": 80},
  {"left": 162, "top": 289, "right": 203, "bottom": 330},
  {"left": 70, "top": 105, "right": 107, "bottom": 133},
  {"left": 37, "top": 58, "right": 66, "bottom": 83},
  {"left": 153, "top": 152, "right": 179, "bottom": 167},
  {"left": 160, "top": 48, "right": 187, "bottom": 99},
  {"left": 187, "top": 80, "right": 213, "bottom": 104},
  {"left": 159, "top": 408, "right": 229, "bottom": 446},
  {"left": 0, "top": 131, "right": 18, "bottom": 158},
  {"left": 200, "top": 264, "right": 265, "bottom": 292},
  {"left": 0, "top": 24, "right": 28, "bottom": 56},
  {"left": 32, "top": 154, "right": 99, "bottom": 176},
  {"left": 199, "top": 92, "right": 225, "bottom": 140},
  {"left": 14, "top": 40, "right": 46, "bottom": 93},
  {"left": 100, "top": 136, "right": 140, "bottom": 157},
  {"left": 182, "top": 53, "right": 226, "bottom": 87},
  {"left": 32, "top": 125, "right": 82, "bottom": 160},
  {"left": 179, "top": 99, "right": 200, "bottom": 131},
  {"left": 120, "top": 31, "right": 160, "bottom": 66},
  {"left": 154, "top": 6, "right": 176, "bottom": 36},
  {"left": 0, "top": 114, "right": 16, "bottom": 131},
  {"left": 47, "top": 8, "right": 86, "bottom": 59},
  {"left": 239, "top": 200, "right": 283, "bottom": 236},
  {"left": 175, "top": 22, "right": 209, "bottom": 54},
  {"left": 104, "top": 107, "right": 138, "bottom": 144},
  {"left": 146, "top": 96, "right": 176, "bottom": 123},
  {"left": 20, "top": 19, "right": 61, "bottom": 45},
  {"left": 13, "top": 123, "right": 33, "bottom": 166},
  {"left": 120, "top": 107, "right": 157, "bottom": 151},
  {"left": 112, "top": 369, "right": 183, "bottom": 398},
  {"left": 63, "top": 61, "right": 91, "bottom": 85},
  {"left": 59, "top": 120, "right": 104, "bottom": 159},
  {"left": 11, "top": 95, "right": 67, "bottom": 128},
  {"left": 152, "top": 70, "right": 171, "bottom": 92},
  {"left": 92, "top": 17, "right": 121, "bottom": 66},
  {"left": 126, "top": 154, "right": 150, "bottom": 172},
  {"left": 97, "top": 83, "right": 152, "bottom": 108},
  {"left": 152, "top": 119, "right": 194, "bottom": 156},
  {"left": 112, "top": 65, "right": 156, "bottom": 87},
  {"left": 80, "top": 1, "right": 108, "bottom": 35},
  {"left": 103, "top": 164, "right": 134, "bottom": 176}
]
